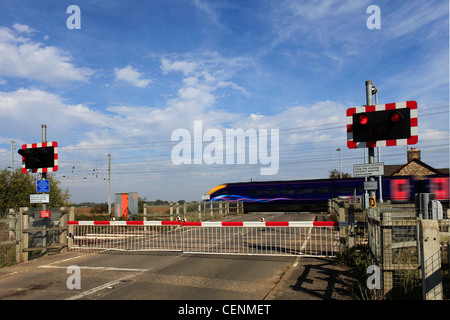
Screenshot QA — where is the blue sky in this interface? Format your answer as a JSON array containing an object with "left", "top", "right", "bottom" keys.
[{"left": 0, "top": 0, "right": 448, "bottom": 203}]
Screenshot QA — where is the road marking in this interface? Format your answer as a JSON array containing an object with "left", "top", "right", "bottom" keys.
[
  {"left": 39, "top": 255, "right": 84, "bottom": 267},
  {"left": 38, "top": 260, "right": 150, "bottom": 300},
  {"left": 39, "top": 265, "right": 150, "bottom": 272},
  {"left": 65, "top": 272, "right": 144, "bottom": 300},
  {"left": 0, "top": 271, "right": 18, "bottom": 280},
  {"left": 300, "top": 226, "right": 313, "bottom": 253},
  {"left": 292, "top": 256, "right": 301, "bottom": 267}
]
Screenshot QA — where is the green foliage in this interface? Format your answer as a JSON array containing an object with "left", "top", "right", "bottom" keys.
[
  {"left": 329, "top": 169, "right": 352, "bottom": 179},
  {"left": 0, "top": 244, "right": 15, "bottom": 268},
  {"left": 0, "top": 168, "right": 70, "bottom": 217},
  {"left": 334, "top": 245, "right": 378, "bottom": 300},
  {"left": 335, "top": 245, "right": 426, "bottom": 300}
]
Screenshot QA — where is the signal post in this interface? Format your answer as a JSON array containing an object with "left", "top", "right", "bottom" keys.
[
  {"left": 347, "top": 81, "right": 418, "bottom": 207},
  {"left": 18, "top": 125, "right": 58, "bottom": 251},
  {"left": 366, "top": 80, "right": 376, "bottom": 207}
]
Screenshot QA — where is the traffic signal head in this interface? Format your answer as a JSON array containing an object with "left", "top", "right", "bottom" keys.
[
  {"left": 357, "top": 114, "right": 369, "bottom": 125},
  {"left": 352, "top": 108, "right": 411, "bottom": 143},
  {"left": 389, "top": 110, "right": 402, "bottom": 123},
  {"left": 347, "top": 101, "right": 418, "bottom": 149},
  {"left": 18, "top": 142, "right": 58, "bottom": 173}
]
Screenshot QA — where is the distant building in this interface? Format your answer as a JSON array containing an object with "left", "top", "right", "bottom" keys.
[{"left": 384, "top": 148, "right": 449, "bottom": 177}]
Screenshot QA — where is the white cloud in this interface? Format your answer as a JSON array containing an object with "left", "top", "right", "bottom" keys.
[
  {"left": 191, "top": 0, "right": 221, "bottom": 26},
  {"left": 0, "top": 89, "right": 109, "bottom": 144},
  {"left": 159, "top": 54, "right": 252, "bottom": 110},
  {"left": 386, "top": 1, "right": 448, "bottom": 39},
  {"left": 0, "top": 79, "right": 235, "bottom": 160},
  {"left": 12, "top": 23, "right": 34, "bottom": 34},
  {"left": 283, "top": 0, "right": 369, "bottom": 20},
  {"left": 234, "top": 100, "right": 346, "bottom": 144},
  {"left": 0, "top": 25, "right": 93, "bottom": 86},
  {"left": 216, "top": 81, "right": 250, "bottom": 97},
  {"left": 0, "top": 52, "right": 248, "bottom": 158},
  {"left": 268, "top": 0, "right": 370, "bottom": 44},
  {"left": 114, "top": 65, "right": 151, "bottom": 88},
  {"left": 160, "top": 58, "right": 198, "bottom": 76}
]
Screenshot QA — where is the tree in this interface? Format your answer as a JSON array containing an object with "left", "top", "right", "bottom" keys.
[
  {"left": 0, "top": 168, "right": 71, "bottom": 217},
  {"left": 138, "top": 196, "right": 147, "bottom": 213},
  {"left": 329, "top": 169, "right": 352, "bottom": 179}
]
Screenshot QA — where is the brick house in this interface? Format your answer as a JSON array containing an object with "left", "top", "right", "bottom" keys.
[{"left": 384, "top": 148, "right": 449, "bottom": 177}]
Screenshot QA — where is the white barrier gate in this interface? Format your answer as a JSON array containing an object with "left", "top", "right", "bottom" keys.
[{"left": 68, "top": 220, "right": 348, "bottom": 257}]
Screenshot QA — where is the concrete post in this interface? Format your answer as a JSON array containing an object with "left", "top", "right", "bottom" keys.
[
  {"left": 143, "top": 204, "right": 147, "bottom": 231},
  {"left": 210, "top": 202, "right": 213, "bottom": 218},
  {"left": 60, "top": 207, "right": 68, "bottom": 253},
  {"left": 11, "top": 209, "right": 21, "bottom": 264},
  {"left": 20, "top": 207, "right": 29, "bottom": 262},
  {"left": 348, "top": 204, "right": 355, "bottom": 248},
  {"left": 68, "top": 206, "right": 75, "bottom": 250},
  {"left": 419, "top": 220, "right": 443, "bottom": 300}
]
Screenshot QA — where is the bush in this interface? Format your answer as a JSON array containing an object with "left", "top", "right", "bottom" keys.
[
  {"left": 0, "top": 168, "right": 70, "bottom": 217},
  {"left": 334, "top": 245, "right": 378, "bottom": 300}
]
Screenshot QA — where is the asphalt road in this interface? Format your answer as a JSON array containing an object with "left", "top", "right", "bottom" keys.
[{"left": 0, "top": 213, "right": 327, "bottom": 301}]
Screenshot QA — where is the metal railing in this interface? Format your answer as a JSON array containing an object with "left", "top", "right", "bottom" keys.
[
  {"left": 68, "top": 221, "right": 182, "bottom": 252},
  {"left": 68, "top": 220, "right": 347, "bottom": 257},
  {"left": 365, "top": 201, "right": 450, "bottom": 299}
]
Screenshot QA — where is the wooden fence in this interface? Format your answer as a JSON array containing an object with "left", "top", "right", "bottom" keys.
[{"left": 0, "top": 207, "right": 74, "bottom": 264}]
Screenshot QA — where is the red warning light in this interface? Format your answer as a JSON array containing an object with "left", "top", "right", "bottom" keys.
[
  {"left": 358, "top": 114, "right": 369, "bottom": 125},
  {"left": 389, "top": 111, "right": 402, "bottom": 123}
]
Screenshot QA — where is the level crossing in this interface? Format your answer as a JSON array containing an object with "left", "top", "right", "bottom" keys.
[{"left": 68, "top": 213, "right": 347, "bottom": 257}]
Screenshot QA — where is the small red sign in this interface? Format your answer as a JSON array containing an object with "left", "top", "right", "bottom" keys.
[{"left": 40, "top": 210, "right": 50, "bottom": 218}]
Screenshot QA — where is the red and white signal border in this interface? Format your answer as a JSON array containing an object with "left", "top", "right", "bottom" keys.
[
  {"left": 347, "top": 100, "right": 418, "bottom": 149},
  {"left": 21, "top": 141, "right": 58, "bottom": 174},
  {"left": 68, "top": 220, "right": 348, "bottom": 227}
]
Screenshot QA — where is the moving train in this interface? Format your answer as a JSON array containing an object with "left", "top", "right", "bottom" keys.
[{"left": 205, "top": 175, "right": 449, "bottom": 212}]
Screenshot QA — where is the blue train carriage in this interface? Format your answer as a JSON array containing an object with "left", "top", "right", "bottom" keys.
[
  {"left": 205, "top": 178, "right": 347, "bottom": 212},
  {"left": 205, "top": 175, "right": 449, "bottom": 212}
]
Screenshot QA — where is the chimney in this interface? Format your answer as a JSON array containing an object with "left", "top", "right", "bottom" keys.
[{"left": 407, "top": 148, "right": 421, "bottom": 162}]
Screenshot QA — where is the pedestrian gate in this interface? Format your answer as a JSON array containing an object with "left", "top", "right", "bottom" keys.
[{"left": 67, "top": 220, "right": 348, "bottom": 257}]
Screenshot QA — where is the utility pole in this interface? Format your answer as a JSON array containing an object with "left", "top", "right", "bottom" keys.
[
  {"left": 336, "top": 148, "right": 342, "bottom": 178},
  {"left": 108, "top": 154, "right": 111, "bottom": 215},
  {"left": 10, "top": 140, "right": 15, "bottom": 170}
]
